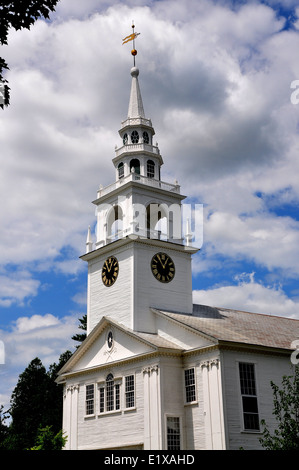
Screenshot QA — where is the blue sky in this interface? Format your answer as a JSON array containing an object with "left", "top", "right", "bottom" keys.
[{"left": 1, "top": 0, "right": 299, "bottom": 409}]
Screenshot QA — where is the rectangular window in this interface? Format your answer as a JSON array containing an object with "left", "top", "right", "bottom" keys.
[
  {"left": 125, "top": 375, "right": 135, "bottom": 408},
  {"left": 115, "top": 384, "right": 120, "bottom": 410},
  {"left": 147, "top": 160, "right": 155, "bottom": 178},
  {"left": 85, "top": 384, "right": 94, "bottom": 415},
  {"left": 239, "top": 363, "right": 260, "bottom": 431},
  {"left": 106, "top": 378, "right": 114, "bottom": 412},
  {"left": 167, "top": 417, "right": 181, "bottom": 450},
  {"left": 184, "top": 368, "right": 196, "bottom": 403},
  {"left": 99, "top": 386, "right": 105, "bottom": 413}
]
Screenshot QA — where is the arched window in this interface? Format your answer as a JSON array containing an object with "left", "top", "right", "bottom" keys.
[
  {"left": 123, "top": 133, "right": 128, "bottom": 145},
  {"left": 130, "top": 158, "right": 140, "bottom": 175},
  {"left": 107, "top": 205, "right": 123, "bottom": 241},
  {"left": 118, "top": 162, "right": 124, "bottom": 179},
  {"left": 99, "top": 373, "right": 120, "bottom": 413},
  {"left": 143, "top": 131, "right": 149, "bottom": 144},
  {"left": 131, "top": 130, "right": 139, "bottom": 144},
  {"left": 106, "top": 373, "right": 115, "bottom": 411},
  {"left": 147, "top": 160, "right": 155, "bottom": 179},
  {"left": 146, "top": 203, "right": 168, "bottom": 240}
]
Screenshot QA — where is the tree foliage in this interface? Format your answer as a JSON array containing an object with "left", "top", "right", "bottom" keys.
[
  {"left": 72, "top": 314, "right": 87, "bottom": 348},
  {"left": 260, "top": 365, "right": 299, "bottom": 450},
  {"left": 29, "top": 425, "right": 67, "bottom": 450},
  {"left": 0, "top": 314, "right": 86, "bottom": 450},
  {"left": 1, "top": 352, "right": 71, "bottom": 450},
  {"left": 0, "top": 0, "right": 60, "bottom": 108}
]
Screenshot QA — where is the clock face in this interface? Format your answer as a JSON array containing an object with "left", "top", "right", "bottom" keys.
[
  {"left": 102, "top": 256, "right": 119, "bottom": 287},
  {"left": 151, "top": 252, "right": 175, "bottom": 283}
]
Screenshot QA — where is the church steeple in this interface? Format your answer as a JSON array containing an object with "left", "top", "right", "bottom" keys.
[
  {"left": 81, "top": 27, "right": 198, "bottom": 335},
  {"left": 113, "top": 61, "right": 163, "bottom": 182}
]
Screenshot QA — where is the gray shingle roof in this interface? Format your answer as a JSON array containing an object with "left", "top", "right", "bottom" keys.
[{"left": 156, "top": 304, "right": 299, "bottom": 351}]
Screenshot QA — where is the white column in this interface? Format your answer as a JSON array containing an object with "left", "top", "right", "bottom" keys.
[
  {"left": 201, "top": 359, "right": 225, "bottom": 450},
  {"left": 143, "top": 365, "right": 161, "bottom": 450},
  {"left": 64, "top": 384, "right": 79, "bottom": 450},
  {"left": 70, "top": 384, "right": 79, "bottom": 450}
]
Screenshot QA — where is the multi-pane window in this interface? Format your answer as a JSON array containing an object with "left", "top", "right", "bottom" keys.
[
  {"left": 99, "top": 386, "right": 105, "bottom": 413},
  {"left": 125, "top": 375, "right": 135, "bottom": 408},
  {"left": 99, "top": 374, "right": 120, "bottom": 413},
  {"left": 147, "top": 160, "right": 155, "bottom": 179},
  {"left": 143, "top": 131, "right": 149, "bottom": 144},
  {"left": 131, "top": 130, "right": 139, "bottom": 144},
  {"left": 118, "top": 162, "right": 124, "bottom": 179},
  {"left": 167, "top": 417, "right": 181, "bottom": 450},
  {"left": 239, "top": 363, "right": 260, "bottom": 431},
  {"left": 184, "top": 368, "right": 196, "bottom": 403},
  {"left": 85, "top": 384, "right": 94, "bottom": 415}
]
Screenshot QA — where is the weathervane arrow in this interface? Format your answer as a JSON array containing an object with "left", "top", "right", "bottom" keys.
[{"left": 122, "top": 21, "right": 140, "bottom": 66}]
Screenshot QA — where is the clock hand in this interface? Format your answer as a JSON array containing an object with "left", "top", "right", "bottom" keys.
[
  {"left": 105, "top": 260, "right": 112, "bottom": 272},
  {"left": 157, "top": 254, "right": 165, "bottom": 268}
]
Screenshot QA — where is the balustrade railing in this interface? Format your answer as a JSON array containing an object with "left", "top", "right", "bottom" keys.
[{"left": 97, "top": 173, "right": 180, "bottom": 199}]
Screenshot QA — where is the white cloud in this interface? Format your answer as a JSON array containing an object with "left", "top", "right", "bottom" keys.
[
  {"left": 13, "top": 313, "right": 60, "bottom": 333},
  {"left": 4, "top": 313, "right": 78, "bottom": 366},
  {"left": 203, "top": 210, "right": 299, "bottom": 275},
  {"left": 193, "top": 272, "right": 299, "bottom": 318},
  {"left": 0, "top": 312, "right": 79, "bottom": 409},
  {"left": 0, "top": 270, "right": 40, "bottom": 307},
  {"left": 1, "top": 1, "right": 298, "bottom": 282}
]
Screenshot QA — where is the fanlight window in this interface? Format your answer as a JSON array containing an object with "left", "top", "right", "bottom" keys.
[{"left": 131, "top": 130, "right": 139, "bottom": 144}]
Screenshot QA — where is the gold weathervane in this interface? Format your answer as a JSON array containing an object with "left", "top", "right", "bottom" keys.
[{"left": 122, "top": 22, "right": 140, "bottom": 66}]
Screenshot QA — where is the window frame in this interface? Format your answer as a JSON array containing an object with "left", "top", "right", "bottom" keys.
[
  {"left": 184, "top": 367, "right": 197, "bottom": 405},
  {"left": 147, "top": 159, "right": 155, "bottom": 179},
  {"left": 131, "top": 130, "right": 139, "bottom": 144},
  {"left": 143, "top": 131, "right": 150, "bottom": 144},
  {"left": 97, "top": 374, "right": 122, "bottom": 415},
  {"left": 85, "top": 383, "right": 95, "bottom": 417},
  {"left": 238, "top": 361, "right": 260, "bottom": 432},
  {"left": 118, "top": 162, "right": 124, "bottom": 179},
  {"left": 124, "top": 374, "right": 135, "bottom": 410},
  {"left": 166, "top": 415, "right": 182, "bottom": 450}
]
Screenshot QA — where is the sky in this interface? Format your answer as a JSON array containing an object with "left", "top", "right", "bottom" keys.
[{"left": 1, "top": 0, "right": 299, "bottom": 410}]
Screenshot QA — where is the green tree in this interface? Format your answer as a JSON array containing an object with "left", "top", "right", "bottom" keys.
[
  {"left": 72, "top": 314, "right": 87, "bottom": 348},
  {"left": 7, "top": 352, "right": 71, "bottom": 450},
  {"left": 260, "top": 365, "right": 299, "bottom": 450},
  {"left": 0, "top": 405, "right": 9, "bottom": 449},
  {"left": 29, "top": 425, "right": 67, "bottom": 450},
  {"left": 0, "top": 0, "right": 60, "bottom": 108}
]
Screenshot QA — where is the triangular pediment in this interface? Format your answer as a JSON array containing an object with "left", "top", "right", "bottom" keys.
[{"left": 57, "top": 316, "right": 181, "bottom": 379}]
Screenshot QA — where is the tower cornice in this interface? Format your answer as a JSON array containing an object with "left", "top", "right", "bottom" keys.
[{"left": 80, "top": 236, "right": 199, "bottom": 263}]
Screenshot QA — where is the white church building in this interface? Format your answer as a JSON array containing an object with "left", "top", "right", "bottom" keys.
[{"left": 57, "top": 45, "right": 299, "bottom": 450}]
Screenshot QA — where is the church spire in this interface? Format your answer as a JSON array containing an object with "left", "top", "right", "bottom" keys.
[
  {"left": 127, "top": 66, "right": 145, "bottom": 119},
  {"left": 122, "top": 22, "right": 144, "bottom": 118}
]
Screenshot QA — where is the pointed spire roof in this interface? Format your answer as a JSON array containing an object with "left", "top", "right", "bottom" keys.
[{"left": 127, "top": 67, "right": 145, "bottom": 119}]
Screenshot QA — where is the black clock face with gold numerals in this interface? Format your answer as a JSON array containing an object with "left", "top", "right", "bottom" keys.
[
  {"left": 151, "top": 252, "right": 175, "bottom": 283},
  {"left": 102, "top": 256, "right": 119, "bottom": 287}
]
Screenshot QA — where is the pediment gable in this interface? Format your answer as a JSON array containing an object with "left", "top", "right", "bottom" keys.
[{"left": 58, "top": 316, "right": 180, "bottom": 378}]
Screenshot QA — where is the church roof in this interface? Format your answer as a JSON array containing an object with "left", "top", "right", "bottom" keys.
[{"left": 154, "top": 304, "right": 299, "bottom": 351}]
